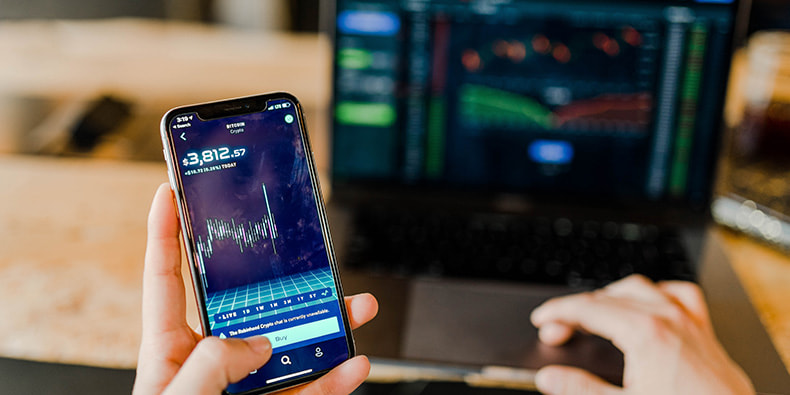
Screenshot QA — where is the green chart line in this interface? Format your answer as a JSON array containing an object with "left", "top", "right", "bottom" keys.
[
  {"left": 669, "top": 23, "right": 708, "bottom": 197},
  {"left": 459, "top": 84, "right": 554, "bottom": 130}
]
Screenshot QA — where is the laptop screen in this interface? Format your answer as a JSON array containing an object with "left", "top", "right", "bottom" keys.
[{"left": 331, "top": 0, "right": 741, "bottom": 208}]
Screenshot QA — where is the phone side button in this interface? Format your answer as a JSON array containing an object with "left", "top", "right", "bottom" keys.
[{"left": 167, "top": 167, "right": 176, "bottom": 190}]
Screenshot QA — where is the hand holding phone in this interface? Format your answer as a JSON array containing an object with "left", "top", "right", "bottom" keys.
[
  {"left": 136, "top": 92, "right": 376, "bottom": 395},
  {"left": 134, "top": 184, "right": 377, "bottom": 395}
]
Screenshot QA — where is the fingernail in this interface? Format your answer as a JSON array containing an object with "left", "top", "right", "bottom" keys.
[
  {"left": 535, "top": 368, "right": 557, "bottom": 394},
  {"left": 530, "top": 305, "right": 546, "bottom": 324},
  {"left": 246, "top": 336, "right": 271, "bottom": 354},
  {"left": 537, "top": 322, "right": 564, "bottom": 345}
]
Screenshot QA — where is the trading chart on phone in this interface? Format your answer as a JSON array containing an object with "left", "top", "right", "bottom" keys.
[{"left": 168, "top": 98, "right": 348, "bottom": 354}]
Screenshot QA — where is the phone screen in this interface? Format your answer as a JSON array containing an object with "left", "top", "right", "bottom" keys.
[{"left": 162, "top": 94, "right": 353, "bottom": 394}]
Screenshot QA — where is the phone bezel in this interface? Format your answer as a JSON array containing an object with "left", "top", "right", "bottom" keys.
[{"left": 159, "top": 92, "right": 356, "bottom": 395}]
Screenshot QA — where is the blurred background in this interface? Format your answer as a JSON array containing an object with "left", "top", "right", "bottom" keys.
[
  {"left": 1, "top": 0, "right": 790, "bottom": 394},
  {"left": 0, "top": 0, "right": 328, "bottom": 163},
  {"left": 1, "top": 0, "right": 789, "bottom": 162}
]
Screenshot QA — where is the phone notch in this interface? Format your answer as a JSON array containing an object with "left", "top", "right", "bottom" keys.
[{"left": 196, "top": 96, "right": 269, "bottom": 120}]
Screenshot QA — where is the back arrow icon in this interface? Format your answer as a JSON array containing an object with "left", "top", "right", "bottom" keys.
[{"left": 180, "top": 133, "right": 186, "bottom": 141}]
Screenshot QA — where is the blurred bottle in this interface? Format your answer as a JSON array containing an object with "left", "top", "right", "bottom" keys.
[
  {"left": 733, "top": 32, "right": 790, "bottom": 165},
  {"left": 714, "top": 31, "right": 790, "bottom": 250}
]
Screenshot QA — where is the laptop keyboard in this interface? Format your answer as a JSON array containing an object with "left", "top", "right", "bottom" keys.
[{"left": 343, "top": 207, "right": 694, "bottom": 288}]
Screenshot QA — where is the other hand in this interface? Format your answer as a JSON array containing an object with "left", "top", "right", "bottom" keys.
[{"left": 530, "top": 274, "right": 754, "bottom": 395}]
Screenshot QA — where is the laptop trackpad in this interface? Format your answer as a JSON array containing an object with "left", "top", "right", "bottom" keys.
[{"left": 401, "top": 279, "right": 624, "bottom": 384}]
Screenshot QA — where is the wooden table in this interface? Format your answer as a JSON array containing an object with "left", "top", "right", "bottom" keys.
[
  {"left": 715, "top": 228, "right": 790, "bottom": 372},
  {"left": 0, "top": 155, "right": 169, "bottom": 368}
]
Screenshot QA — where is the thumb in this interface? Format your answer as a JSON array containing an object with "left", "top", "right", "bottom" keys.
[
  {"left": 163, "top": 336, "right": 272, "bottom": 395},
  {"left": 535, "top": 365, "right": 621, "bottom": 395}
]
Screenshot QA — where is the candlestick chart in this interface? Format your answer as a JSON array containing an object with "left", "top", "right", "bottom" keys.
[{"left": 195, "top": 183, "right": 280, "bottom": 259}]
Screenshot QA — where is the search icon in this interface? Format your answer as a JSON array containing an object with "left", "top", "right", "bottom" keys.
[{"left": 280, "top": 355, "right": 292, "bottom": 365}]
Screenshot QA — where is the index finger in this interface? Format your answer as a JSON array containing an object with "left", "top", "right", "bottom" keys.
[
  {"left": 530, "top": 291, "right": 650, "bottom": 350},
  {"left": 658, "top": 281, "right": 713, "bottom": 332},
  {"left": 142, "top": 183, "right": 189, "bottom": 336}
]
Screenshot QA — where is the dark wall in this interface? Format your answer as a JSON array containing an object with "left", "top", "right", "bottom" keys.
[
  {"left": 289, "top": 0, "right": 321, "bottom": 32},
  {"left": 3, "top": 0, "right": 786, "bottom": 35},
  {"left": 0, "top": 0, "right": 167, "bottom": 19},
  {"left": 749, "top": 0, "right": 790, "bottom": 34}
]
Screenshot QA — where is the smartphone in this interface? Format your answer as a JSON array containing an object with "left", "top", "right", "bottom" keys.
[{"left": 160, "top": 92, "right": 354, "bottom": 394}]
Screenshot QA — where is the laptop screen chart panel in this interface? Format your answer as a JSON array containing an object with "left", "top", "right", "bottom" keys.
[{"left": 332, "top": 0, "right": 738, "bottom": 206}]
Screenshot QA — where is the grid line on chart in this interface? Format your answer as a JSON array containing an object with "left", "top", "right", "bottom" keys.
[{"left": 206, "top": 267, "right": 336, "bottom": 330}]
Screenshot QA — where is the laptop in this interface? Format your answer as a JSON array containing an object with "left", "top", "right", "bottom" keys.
[{"left": 324, "top": 0, "right": 767, "bottom": 389}]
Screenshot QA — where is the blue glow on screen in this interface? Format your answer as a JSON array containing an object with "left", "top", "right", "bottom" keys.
[
  {"left": 528, "top": 140, "right": 574, "bottom": 165},
  {"left": 338, "top": 10, "right": 400, "bottom": 36}
]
